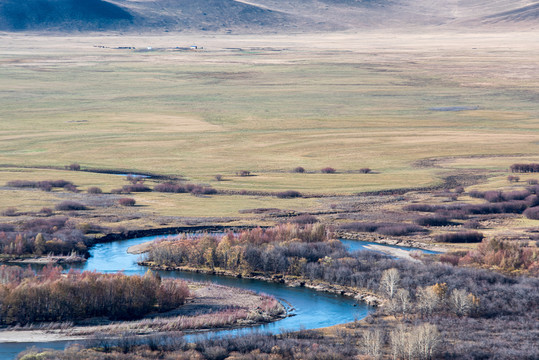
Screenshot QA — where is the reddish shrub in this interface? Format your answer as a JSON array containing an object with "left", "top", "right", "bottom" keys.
[
  {"left": 154, "top": 182, "right": 184, "bottom": 193},
  {"left": 276, "top": 190, "right": 302, "bottom": 198},
  {"left": 122, "top": 183, "right": 151, "bottom": 192},
  {"left": 439, "top": 253, "right": 460, "bottom": 266},
  {"left": 321, "top": 167, "right": 336, "bottom": 174},
  {"left": 55, "top": 201, "right": 87, "bottom": 211},
  {"left": 435, "top": 231, "right": 484, "bottom": 243},
  {"left": 118, "top": 198, "right": 136, "bottom": 206}
]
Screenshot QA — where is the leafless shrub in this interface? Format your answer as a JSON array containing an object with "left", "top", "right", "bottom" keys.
[
  {"left": 276, "top": 190, "right": 302, "bottom": 198},
  {"left": 118, "top": 198, "right": 136, "bottom": 206},
  {"left": 463, "top": 220, "right": 481, "bottom": 229},
  {"left": 1, "top": 207, "right": 18, "bottom": 216},
  {"left": 289, "top": 214, "right": 318, "bottom": 225},
  {"left": 55, "top": 201, "right": 87, "bottom": 211},
  {"left": 359, "top": 168, "right": 372, "bottom": 174},
  {"left": 214, "top": 174, "right": 224, "bottom": 181},
  {"left": 39, "top": 207, "right": 53, "bottom": 216},
  {"left": 435, "top": 231, "right": 484, "bottom": 243},
  {"left": 122, "top": 183, "right": 151, "bottom": 192},
  {"left": 237, "top": 170, "right": 251, "bottom": 176},
  {"left": 87, "top": 186, "right": 102, "bottom": 194},
  {"left": 66, "top": 163, "right": 80, "bottom": 171},
  {"left": 528, "top": 179, "right": 538, "bottom": 185},
  {"left": 321, "top": 167, "right": 336, "bottom": 174},
  {"left": 524, "top": 207, "right": 539, "bottom": 220},
  {"left": 507, "top": 175, "right": 520, "bottom": 183},
  {"left": 415, "top": 215, "right": 452, "bottom": 227}
]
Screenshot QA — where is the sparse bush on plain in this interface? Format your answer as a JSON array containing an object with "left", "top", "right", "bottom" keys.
[
  {"left": 118, "top": 198, "right": 136, "bottom": 206},
  {"left": 214, "top": 174, "right": 224, "bottom": 181},
  {"left": 276, "top": 190, "right": 302, "bottom": 198},
  {"left": 510, "top": 163, "right": 539, "bottom": 173},
  {"left": 321, "top": 167, "right": 336, "bottom": 174},
  {"left": 66, "top": 163, "right": 81, "bottom": 171},
  {"left": 237, "top": 170, "right": 251, "bottom": 176},
  {"left": 528, "top": 179, "right": 538, "bottom": 185},
  {"left": 1, "top": 207, "right": 18, "bottom": 216},
  {"left": 122, "top": 183, "right": 151, "bottom": 192},
  {"left": 293, "top": 166, "right": 305, "bottom": 173},
  {"left": 435, "top": 231, "right": 484, "bottom": 243},
  {"left": 359, "top": 168, "right": 372, "bottom": 174},
  {"left": 87, "top": 186, "right": 103, "bottom": 194},
  {"left": 507, "top": 175, "right": 520, "bottom": 183},
  {"left": 55, "top": 201, "right": 87, "bottom": 211}
]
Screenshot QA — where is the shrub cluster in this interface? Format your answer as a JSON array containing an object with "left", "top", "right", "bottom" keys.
[
  {"left": 154, "top": 182, "right": 217, "bottom": 195},
  {"left": 288, "top": 214, "right": 318, "bottom": 225},
  {"left": 87, "top": 186, "right": 102, "bottom": 194},
  {"left": 0, "top": 216, "right": 91, "bottom": 257},
  {"left": 434, "top": 231, "right": 484, "bottom": 243},
  {"left": 338, "top": 222, "right": 427, "bottom": 236},
  {"left": 6, "top": 179, "right": 78, "bottom": 192},
  {"left": 276, "top": 190, "right": 302, "bottom": 198},
  {"left": 510, "top": 163, "right": 539, "bottom": 173},
  {"left": 118, "top": 198, "right": 136, "bottom": 206},
  {"left": 321, "top": 167, "right": 336, "bottom": 174},
  {"left": 0, "top": 266, "right": 189, "bottom": 325},
  {"left": 414, "top": 215, "right": 453, "bottom": 227},
  {"left": 55, "top": 201, "right": 87, "bottom": 211},
  {"left": 405, "top": 200, "right": 529, "bottom": 215},
  {"left": 524, "top": 206, "right": 539, "bottom": 220},
  {"left": 449, "top": 238, "right": 539, "bottom": 273}
]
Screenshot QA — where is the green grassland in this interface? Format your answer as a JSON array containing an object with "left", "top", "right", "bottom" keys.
[{"left": 0, "top": 32, "right": 537, "bottom": 215}]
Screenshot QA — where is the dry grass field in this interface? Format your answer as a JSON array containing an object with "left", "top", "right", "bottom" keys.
[{"left": 0, "top": 30, "right": 537, "bottom": 218}]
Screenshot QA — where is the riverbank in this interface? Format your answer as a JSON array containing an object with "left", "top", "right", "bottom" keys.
[
  {"left": 337, "top": 231, "right": 447, "bottom": 253},
  {"left": 0, "top": 282, "right": 286, "bottom": 343},
  {"left": 139, "top": 261, "right": 383, "bottom": 307},
  {"left": 0, "top": 255, "right": 86, "bottom": 265}
]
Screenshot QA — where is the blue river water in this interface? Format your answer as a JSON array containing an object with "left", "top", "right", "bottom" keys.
[{"left": 0, "top": 234, "right": 437, "bottom": 358}]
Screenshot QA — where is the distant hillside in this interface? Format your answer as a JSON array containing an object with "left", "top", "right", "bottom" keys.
[
  {"left": 0, "top": 0, "right": 133, "bottom": 30},
  {"left": 0, "top": 0, "right": 537, "bottom": 32}
]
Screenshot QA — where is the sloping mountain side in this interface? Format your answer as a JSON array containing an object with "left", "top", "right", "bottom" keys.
[
  {"left": 0, "top": 0, "right": 537, "bottom": 32},
  {"left": 0, "top": 0, "right": 134, "bottom": 30}
]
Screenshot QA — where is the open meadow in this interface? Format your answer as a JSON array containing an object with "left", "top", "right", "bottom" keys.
[{"left": 0, "top": 31, "right": 537, "bottom": 202}]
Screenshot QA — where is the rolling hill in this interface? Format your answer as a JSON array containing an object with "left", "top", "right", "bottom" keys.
[{"left": 0, "top": 0, "right": 537, "bottom": 32}]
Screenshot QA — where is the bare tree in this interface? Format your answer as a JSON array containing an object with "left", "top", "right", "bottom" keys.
[
  {"left": 450, "top": 288, "right": 478, "bottom": 317},
  {"left": 416, "top": 286, "right": 439, "bottom": 318},
  {"left": 390, "top": 323, "right": 441, "bottom": 360},
  {"left": 363, "top": 328, "right": 384, "bottom": 359},
  {"left": 380, "top": 268, "right": 400, "bottom": 298}
]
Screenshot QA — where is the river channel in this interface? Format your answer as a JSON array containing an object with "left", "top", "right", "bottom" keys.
[{"left": 1, "top": 234, "right": 437, "bottom": 358}]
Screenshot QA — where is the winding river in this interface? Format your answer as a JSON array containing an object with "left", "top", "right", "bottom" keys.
[{"left": 1, "top": 234, "right": 438, "bottom": 358}]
